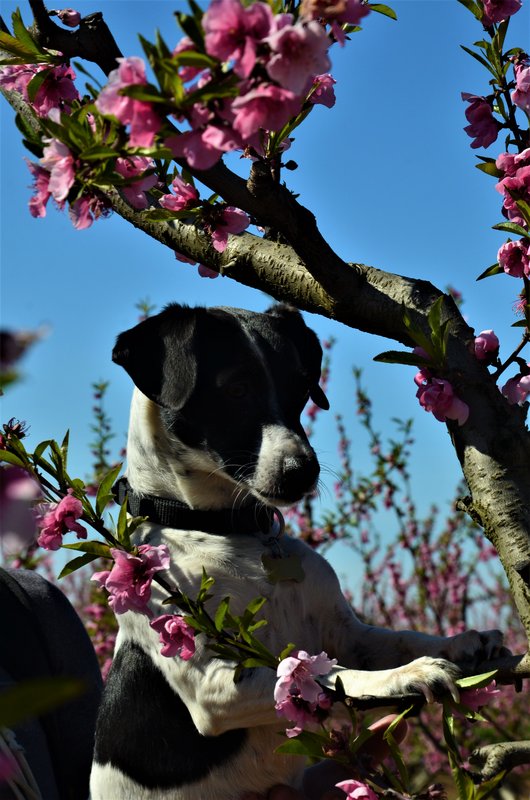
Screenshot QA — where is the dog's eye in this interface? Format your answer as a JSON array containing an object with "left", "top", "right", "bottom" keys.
[{"left": 225, "top": 380, "right": 250, "bottom": 399}]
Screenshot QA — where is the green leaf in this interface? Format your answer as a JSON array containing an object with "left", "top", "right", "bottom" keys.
[
  {"left": 475, "top": 160, "right": 502, "bottom": 178},
  {"left": 456, "top": 670, "right": 497, "bottom": 690},
  {"left": 119, "top": 84, "right": 166, "bottom": 104},
  {"left": 492, "top": 221, "right": 530, "bottom": 238},
  {"left": 58, "top": 552, "right": 100, "bottom": 578},
  {"left": 0, "top": 678, "right": 85, "bottom": 728},
  {"left": 174, "top": 50, "right": 217, "bottom": 69},
  {"left": 476, "top": 262, "right": 503, "bottom": 280},
  {"left": 278, "top": 643, "right": 296, "bottom": 661},
  {"left": 95, "top": 462, "right": 122, "bottom": 516},
  {"left": 373, "top": 351, "right": 432, "bottom": 368},
  {"left": 0, "top": 30, "right": 40, "bottom": 59},
  {"left": 0, "top": 449, "right": 26, "bottom": 467},
  {"left": 456, "top": 0, "right": 483, "bottom": 19},
  {"left": 62, "top": 540, "right": 112, "bottom": 558},
  {"left": 26, "top": 67, "right": 51, "bottom": 104},
  {"left": 512, "top": 319, "right": 528, "bottom": 328},
  {"left": 515, "top": 200, "right": 530, "bottom": 228},
  {"left": 460, "top": 44, "right": 496, "bottom": 75},
  {"left": 78, "top": 145, "right": 119, "bottom": 161},
  {"left": 474, "top": 771, "right": 507, "bottom": 799},
  {"left": 11, "top": 9, "right": 40, "bottom": 53},
  {"left": 368, "top": 3, "right": 397, "bottom": 18},
  {"left": 214, "top": 597, "right": 231, "bottom": 632},
  {"left": 275, "top": 730, "right": 327, "bottom": 759}
]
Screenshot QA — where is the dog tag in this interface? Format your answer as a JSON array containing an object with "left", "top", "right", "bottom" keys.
[{"left": 262, "top": 553, "right": 305, "bottom": 583}]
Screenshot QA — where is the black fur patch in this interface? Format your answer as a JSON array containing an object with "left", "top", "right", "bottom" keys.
[{"left": 93, "top": 641, "right": 247, "bottom": 789}]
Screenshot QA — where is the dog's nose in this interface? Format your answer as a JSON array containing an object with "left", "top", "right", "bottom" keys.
[{"left": 280, "top": 453, "right": 320, "bottom": 500}]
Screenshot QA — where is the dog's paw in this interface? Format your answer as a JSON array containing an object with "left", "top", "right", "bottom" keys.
[
  {"left": 436, "top": 629, "right": 509, "bottom": 670},
  {"left": 388, "top": 656, "right": 461, "bottom": 703}
]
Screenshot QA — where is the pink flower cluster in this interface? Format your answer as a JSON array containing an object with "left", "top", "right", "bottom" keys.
[
  {"left": 335, "top": 779, "right": 378, "bottom": 800},
  {"left": 498, "top": 239, "right": 530, "bottom": 278},
  {"left": 274, "top": 649, "right": 336, "bottom": 736},
  {"left": 495, "top": 148, "right": 530, "bottom": 230},
  {"left": 512, "top": 58, "right": 530, "bottom": 113},
  {"left": 414, "top": 366, "right": 469, "bottom": 426},
  {"left": 36, "top": 488, "right": 87, "bottom": 551},
  {"left": 459, "top": 680, "right": 501, "bottom": 712},
  {"left": 502, "top": 365, "right": 530, "bottom": 404},
  {"left": 92, "top": 544, "right": 170, "bottom": 616},
  {"left": 96, "top": 57, "right": 162, "bottom": 148},
  {"left": 474, "top": 329, "right": 499, "bottom": 362},
  {"left": 481, "top": 0, "right": 522, "bottom": 25},
  {"left": 115, "top": 156, "right": 158, "bottom": 209},
  {"left": 0, "top": 466, "right": 41, "bottom": 554},
  {"left": 96, "top": 0, "right": 349, "bottom": 171},
  {"left": 0, "top": 62, "right": 79, "bottom": 117},
  {"left": 150, "top": 614, "right": 196, "bottom": 659},
  {"left": 461, "top": 93, "right": 499, "bottom": 149}
]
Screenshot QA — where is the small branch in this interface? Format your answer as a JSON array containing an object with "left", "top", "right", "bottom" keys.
[
  {"left": 492, "top": 331, "right": 530, "bottom": 381},
  {"left": 470, "top": 740, "right": 530, "bottom": 781},
  {"left": 28, "top": 0, "right": 122, "bottom": 75}
]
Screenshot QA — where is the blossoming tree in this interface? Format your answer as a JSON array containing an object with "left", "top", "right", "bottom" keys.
[{"left": 1, "top": 0, "right": 530, "bottom": 794}]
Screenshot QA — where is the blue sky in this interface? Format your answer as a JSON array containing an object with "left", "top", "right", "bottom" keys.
[{"left": 1, "top": 1, "right": 529, "bottom": 578}]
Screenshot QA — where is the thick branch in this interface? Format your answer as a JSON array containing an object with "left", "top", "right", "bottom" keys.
[{"left": 470, "top": 741, "right": 530, "bottom": 781}]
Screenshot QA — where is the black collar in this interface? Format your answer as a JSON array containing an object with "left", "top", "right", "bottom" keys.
[{"left": 113, "top": 477, "right": 277, "bottom": 536}]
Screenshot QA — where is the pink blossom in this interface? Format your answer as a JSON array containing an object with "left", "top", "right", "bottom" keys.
[
  {"left": 40, "top": 138, "right": 75, "bottom": 203},
  {"left": 482, "top": 0, "right": 522, "bottom": 25},
  {"left": 496, "top": 147, "right": 530, "bottom": 178},
  {"left": 167, "top": 124, "right": 241, "bottom": 171},
  {"left": 198, "top": 264, "right": 219, "bottom": 278},
  {"left": 265, "top": 21, "right": 331, "bottom": 95},
  {"left": 274, "top": 695, "right": 320, "bottom": 733},
  {"left": 203, "top": 0, "right": 273, "bottom": 78},
  {"left": 512, "top": 61, "right": 530, "bottom": 114},
  {"left": 159, "top": 175, "right": 200, "bottom": 211},
  {"left": 26, "top": 160, "right": 51, "bottom": 218},
  {"left": 415, "top": 376, "right": 469, "bottom": 425},
  {"left": 68, "top": 193, "right": 108, "bottom": 230},
  {"left": 150, "top": 614, "right": 196, "bottom": 659},
  {"left": 460, "top": 681, "right": 501, "bottom": 712},
  {"left": 461, "top": 93, "right": 499, "bottom": 149},
  {"left": 36, "top": 488, "right": 87, "bottom": 551},
  {"left": 502, "top": 368, "right": 530, "bottom": 404},
  {"left": 497, "top": 239, "right": 530, "bottom": 278},
  {"left": 231, "top": 83, "right": 301, "bottom": 141},
  {"left": 54, "top": 8, "right": 81, "bottom": 26},
  {"left": 474, "top": 329, "right": 499, "bottom": 361},
  {"left": 0, "top": 466, "right": 41, "bottom": 553},
  {"left": 275, "top": 649, "right": 337, "bottom": 705},
  {"left": 335, "top": 779, "right": 378, "bottom": 800},
  {"left": 173, "top": 37, "right": 203, "bottom": 83},
  {"left": 92, "top": 544, "right": 170, "bottom": 616},
  {"left": 174, "top": 250, "right": 197, "bottom": 264},
  {"left": 0, "top": 63, "right": 79, "bottom": 116},
  {"left": 310, "top": 73, "right": 336, "bottom": 107},
  {"left": 208, "top": 206, "right": 250, "bottom": 252},
  {"left": 115, "top": 156, "right": 158, "bottom": 209},
  {"left": 96, "top": 57, "right": 161, "bottom": 148},
  {"left": 496, "top": 165, "right": 530, "bottom": 227}
]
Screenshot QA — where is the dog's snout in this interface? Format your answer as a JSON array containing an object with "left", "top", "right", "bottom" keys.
[{"left": 280, "top": 452, "right": 320, "bottom": 499}]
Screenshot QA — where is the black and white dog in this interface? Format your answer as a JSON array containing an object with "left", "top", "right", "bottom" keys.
[{"left": 90, "top": 303, "right": 504, "bottom": 800}]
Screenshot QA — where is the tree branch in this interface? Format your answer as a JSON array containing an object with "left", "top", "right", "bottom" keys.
[
  {"left": 27, "top": 0, "right": 122, "bottom": 75},
  {"left": 470, "top": 740, "right": 530, "bottom": 781}
]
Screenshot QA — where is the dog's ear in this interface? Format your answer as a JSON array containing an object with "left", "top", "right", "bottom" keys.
[
  {"left": 112, "top": 305, "right": 197, "bottom": 408},
  {"left": 265, "top": 304, "right": 330, "bottom": 410}
]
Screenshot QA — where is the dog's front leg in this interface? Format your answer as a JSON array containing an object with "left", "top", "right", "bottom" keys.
[{"left": 172, "top": 656, "right": 280, "bottom": 736}]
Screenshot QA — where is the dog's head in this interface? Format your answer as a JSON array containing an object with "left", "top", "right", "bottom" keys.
[{"left": 113, "top": 303, "right": 329, "bottom": 508}]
